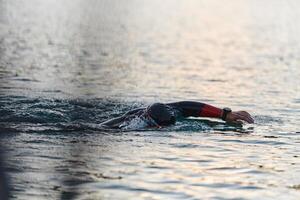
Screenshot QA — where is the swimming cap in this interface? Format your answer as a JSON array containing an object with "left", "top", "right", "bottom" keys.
[{"left": 146, "top": 103, "right": 175, "bottom": 126}]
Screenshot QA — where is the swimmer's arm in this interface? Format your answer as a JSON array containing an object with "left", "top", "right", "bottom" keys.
[
  {"left": 124, "top": 108, "right": 145, "bottom": 115},
  {"left": 100, "top": 108, "right": 145, "bottom": 128},
  {"left": 100, "top": 115, "right": 127, "bottom": 128},
  {"left": 167, "top": 101, "right": 222, "bottom": 118},
  {"left": 167, "top": 101, "right": 254, "bottom": 123}
]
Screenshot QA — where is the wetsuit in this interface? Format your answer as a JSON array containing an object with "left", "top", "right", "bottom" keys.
[
  {"left": 166, "top": 101, "right": 222, "bottom": 119},
  {"left": 100, "top": 101, "right": 223, "bottom": 129}
]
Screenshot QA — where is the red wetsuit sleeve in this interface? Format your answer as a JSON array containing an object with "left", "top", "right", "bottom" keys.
[
  {"left": 167, "top": 101, "right": 222, "bottom": 119},
  {"left": 200, "top": 104, "right": 223, "bottom": 118}
]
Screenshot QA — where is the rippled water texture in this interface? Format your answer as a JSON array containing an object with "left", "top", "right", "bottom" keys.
[{"left": 0, "top": 0, "right": 300, "bottom": 199}]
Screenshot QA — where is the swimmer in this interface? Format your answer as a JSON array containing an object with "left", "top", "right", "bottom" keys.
[{"left": 100, "top": 101, "right": 254, "bottom": 129}]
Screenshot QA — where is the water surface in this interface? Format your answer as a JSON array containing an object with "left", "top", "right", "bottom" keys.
[{"left": 0, "top": 0, "right": 300, "bottom": 199}]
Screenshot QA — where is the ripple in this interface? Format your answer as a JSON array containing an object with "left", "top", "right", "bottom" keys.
[
  {"left": 172, "top": 143, "right": 200, "bottom": 148},
  {"left": 254, "top": 115, "right": 284, "bottom": 124},
  {"left": 217, "top": 139, "right": 288, "bottom": 146},
  {"left": 98, "top": 184, "right": 192, "bottom": 199},
  {"left": 11, "top": 77, "right": 40, "bottom": 82},
  {"left": 288, "top": 185, "right": 300, "bottom": 190}
]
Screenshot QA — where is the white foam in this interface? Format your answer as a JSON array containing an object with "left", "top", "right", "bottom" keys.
[{"left": 119, "top": 116, "right": 148, "bottom": 130}]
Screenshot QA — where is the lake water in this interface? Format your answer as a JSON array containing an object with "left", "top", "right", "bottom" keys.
[{"left": 0, "top": 0, "right": 300, "bottom": 199}]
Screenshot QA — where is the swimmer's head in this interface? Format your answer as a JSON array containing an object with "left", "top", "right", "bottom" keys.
[{"left": 145, "top": 103, "right": 175, "bottom": 126}]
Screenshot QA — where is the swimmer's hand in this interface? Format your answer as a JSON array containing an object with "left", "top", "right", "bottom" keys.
[{"left": 225, "top": 111, "right": 254, "bottom": 124}]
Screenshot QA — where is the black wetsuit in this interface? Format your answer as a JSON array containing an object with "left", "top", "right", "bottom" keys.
[{"left": 100, "top": 101, "right": 223, "bottom": 129}]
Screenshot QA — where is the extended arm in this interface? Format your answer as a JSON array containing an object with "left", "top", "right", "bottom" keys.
[
  {"left": 167, "top": 101, "right": 222, "bottom": 118},
  {"left": 100, "top": 107, "right": 145, "bottom": 128},
  {"left": 100, "top": 115, "right": 127, "bottom": 128},
  {"left": 167, "top": 101, "right": 254, "bottom": 123}
]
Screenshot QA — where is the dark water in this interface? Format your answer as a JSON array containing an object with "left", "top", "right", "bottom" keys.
[{"left": 0, "top": 0, "right": 300, "bottom": 199}]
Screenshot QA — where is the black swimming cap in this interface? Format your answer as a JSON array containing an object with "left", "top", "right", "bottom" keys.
[{"left": 147, "top": 103, "right": 175, "bottom": 126}]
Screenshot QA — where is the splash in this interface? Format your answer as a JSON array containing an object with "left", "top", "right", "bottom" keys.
[
  {"left": 0, "top": 95, "right": 254, "bottom": 134},
  {"left": 119, "top": 116, "right": 149, "bottom": 130}
]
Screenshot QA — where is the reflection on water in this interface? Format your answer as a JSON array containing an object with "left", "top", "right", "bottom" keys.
[{"left": 0, "top": 0, "right": 300, "bottom": 199}]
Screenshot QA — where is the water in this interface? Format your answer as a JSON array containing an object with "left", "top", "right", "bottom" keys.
[{"left": 0, "top": 0, "right": 300, "bottom": 199}]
